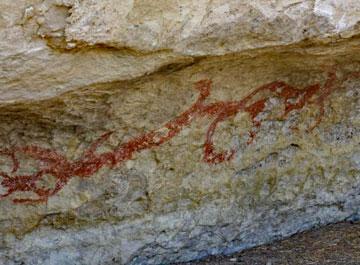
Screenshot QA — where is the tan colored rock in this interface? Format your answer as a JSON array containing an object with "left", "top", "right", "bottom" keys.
[
  {"left": 1, "top": 0, "right": 360, "bottom": 103},
  {"left": 0, "top": 0, "right": 192, "bottom": 103},
  {"left": 0, "top": 1, "right": 359, "bottom": 264},
  {"left": 65, "top": 0, "right": 360, "bottom": 54}
]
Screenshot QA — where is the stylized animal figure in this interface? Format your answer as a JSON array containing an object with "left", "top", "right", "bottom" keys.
[{"left": 0, "top": 70, "right": 357, "bottom": 203}]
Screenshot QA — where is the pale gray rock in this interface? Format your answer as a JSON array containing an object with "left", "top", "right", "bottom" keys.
[{"left": 0, "top": 1, "right": 359, "bottom": 265}]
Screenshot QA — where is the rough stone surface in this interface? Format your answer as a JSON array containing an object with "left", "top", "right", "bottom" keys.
[
  {"left": 180, "top": 221, "right": 360, "bottom": 265},
  {"left": 0, "top": 1, "right": 359, "bottom": 265}
]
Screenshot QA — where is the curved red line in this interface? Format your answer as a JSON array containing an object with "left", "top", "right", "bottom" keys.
[{"left": 0, "top": 71, "right": 357, "bottom": 203}]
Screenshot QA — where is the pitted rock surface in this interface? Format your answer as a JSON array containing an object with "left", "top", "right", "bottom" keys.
[{"left": 0, "top": 1, "right": 359, "bottom": 264}]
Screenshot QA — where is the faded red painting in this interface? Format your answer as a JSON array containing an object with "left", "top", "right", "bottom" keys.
[{"left": 0, "top": 70, "right": 358, "bottom": 203}]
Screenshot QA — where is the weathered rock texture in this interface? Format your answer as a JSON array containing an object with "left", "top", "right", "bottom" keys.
[{"left": 0, "top": 1, "right": 359, "bottom": 264}]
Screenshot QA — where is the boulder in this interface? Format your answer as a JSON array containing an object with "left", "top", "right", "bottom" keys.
[{"left": 0, "top": 1, "right": 359, "bottom": 264}]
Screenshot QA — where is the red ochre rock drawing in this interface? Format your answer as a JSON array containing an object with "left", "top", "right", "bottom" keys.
[{"left": 0, "top": 70, "right": 358, "bottom": 203}]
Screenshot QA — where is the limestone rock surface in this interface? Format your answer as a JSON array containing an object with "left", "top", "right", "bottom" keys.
[{"left": 0, "top": 1, "right": 359, "bottom": 264}]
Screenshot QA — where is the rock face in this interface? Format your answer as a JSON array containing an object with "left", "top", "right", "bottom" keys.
[{"left": 0, "top": 1, "right": 359, "bottom": 264}]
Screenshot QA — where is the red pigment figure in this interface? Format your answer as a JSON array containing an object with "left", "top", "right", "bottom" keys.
[{"left": 0, "top": 70, "right": 357, "bottom": 203}]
